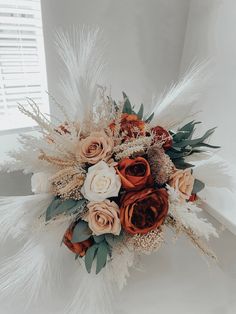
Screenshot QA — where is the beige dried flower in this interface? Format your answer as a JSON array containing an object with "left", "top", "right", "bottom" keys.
[
  {"left": 50, "top": 166, "right": 85, "bottom": 200},
  {"left": 126, "top": 228, "right": 164, "bottom": 255}
]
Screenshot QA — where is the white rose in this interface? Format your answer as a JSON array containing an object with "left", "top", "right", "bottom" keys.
[
  {"left": 81, "top": 161, "right": 121, "bottom": 202},
  {"left": 31, "top": 172, "right": 51, "bottom": 194}
]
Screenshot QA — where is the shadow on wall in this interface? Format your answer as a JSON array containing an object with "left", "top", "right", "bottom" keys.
[{"left": 0, "top": 171, "right": 31, "bottom": 196}]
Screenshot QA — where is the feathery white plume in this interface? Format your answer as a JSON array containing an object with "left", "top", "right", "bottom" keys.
[
  {"left": 169, "top": 200, "right": 218, "bottom": 240},
  {"left": 56, "top": 26, "right": 105, "bottom": 121},
  {"left": 193, "top": 155, "right": 236, "bottom": 191},
  {"left": 0, "top": 194, "right": 53, "bottom": 242},
  {"left": 107, "top": 244, "right": 135, "bottom": 290},
  {"left": 0, "top": 221, "right": 70, "bottom": 310},
  {"left": 151, "top": 62, "right": 210, "bottom": 129},
  {"left": 65, "top": 266, "right": 114, "bottom": 314}
]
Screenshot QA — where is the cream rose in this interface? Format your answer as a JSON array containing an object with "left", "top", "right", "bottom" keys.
[
  {"left": 81, "top": 161, "right": 121, "bottom": 201},
  {"left": 83, "top": 200, "right": 121, "bottom": 235},
  {"left": 76, "top": 131, "right": 113, "bottom": 164},
  {"left": 168, "top": 169, "right": 194, "bottom": 202}
]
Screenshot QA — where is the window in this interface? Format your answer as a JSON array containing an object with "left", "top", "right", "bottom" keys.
[{"left": 0, "top": 0, "right": 49, "bottom": 132}]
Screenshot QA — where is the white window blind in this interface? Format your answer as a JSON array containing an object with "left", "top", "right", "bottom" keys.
[{"left": 0, "top": 0, "right": 49, "bottom": 131}]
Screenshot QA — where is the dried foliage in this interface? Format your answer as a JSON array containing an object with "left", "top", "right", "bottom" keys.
[{"left": 50, "top": 166, "right": 86, "bottom": 200}]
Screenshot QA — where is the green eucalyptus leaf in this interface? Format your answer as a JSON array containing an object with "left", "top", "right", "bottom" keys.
[
  {"left": 96, "top": 241, "right": 109, "bottom": 274},
  {"left": 194, "top": 142, "right": 220, "bottom": 149},
  {"left": 46, "top": 198, "right": 78, "bottom": 221},
  {"left": 105, "top": 232, "right": 124, "bottom": 247},
  {"left": 67, "top": 199, "right": 87, "bottom": 215},
  {"left": 173, "top": 121, "right": 202, "bottom": 142},
  {"left": 175, "top": 127, "right": 217, "bottom": 148},
  {"left": 122, "top": 92, "right": 132, "bottom": 114},
  {"left": 192, "top": 179, "right": 205, "bottom": 194},
  {"left": 167, "top": 149, "right": 190, "bottom": 159},
  {"left": 72, "top": 220, "right": 92, "bottom": 243},
  {"left": 145, "top": 112, "right": 154, "bottom": 123},
  {"left": 173, "top": 158, "right": 194, "bottom": 169},
  {"left": 93, "top": 234, "right": 105, "bottom": 243},
  {"left": 85, "top": 244, "right": 98, "bottom": 273},
  {"left": 137, "top": 103, "right": 144, "bottom": 120}
]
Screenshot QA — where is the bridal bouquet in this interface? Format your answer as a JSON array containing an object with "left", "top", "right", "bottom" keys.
[{"left": 0, "top": 28, "right": 231, "bottom": 314}]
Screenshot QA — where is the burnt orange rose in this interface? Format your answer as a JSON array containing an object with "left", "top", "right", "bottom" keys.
[
  {"left": 110, "top": 113, "right": 145, "bottom": 138},
  {"left": 63, "top": 224, "right": 93, "bottom": 257},
  {"left": 151, "top": 126, "right": 172, "bottom": 150},
  {"left": 120, "top": 188, "right": 169, "bottom": 235},
  {"left": 116, "top": 157, "right": 153, "bottom": 190}
]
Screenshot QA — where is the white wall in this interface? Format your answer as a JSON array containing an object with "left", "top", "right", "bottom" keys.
[
  {"left": 41, "top": 0, "right": 190, "bottom": 116},
  {"left": 180, "top": 0, "right": 236, "bottom": 163}
]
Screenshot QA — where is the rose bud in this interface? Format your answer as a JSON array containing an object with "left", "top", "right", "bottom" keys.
[
  {"left": 168, "top": 169, "right": 195, "bottom": 203},
  {"left": 63, "top": 224, "right": 93, "bottom": 257},
  {"left": 151, "top": 126, "right": 173, "bottom": 150},
  {"left": 120, "top": 188, "right": 169, "bottom": 235},
  {"left": 189, "top": 193, "right": 197, "bottom": 202},
  {"left": 116, "top": 157, "right": 153, "bottom": 191}
]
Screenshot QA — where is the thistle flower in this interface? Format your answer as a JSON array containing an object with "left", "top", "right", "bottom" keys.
[{"left": 147, "top": 145, "right": 175, "bottom": 185}]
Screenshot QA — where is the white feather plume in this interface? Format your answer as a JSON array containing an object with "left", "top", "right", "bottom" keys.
[
  {"left": 0, "top": 220, "right": 71, "bottom": 311},
  {"left": 151, "top": 62, "right": 210, "bottom": 129},
  {"left": 0, "top": 194, "right": 53, "bottom": 243},
  {"left": 56, "top": 26, "right": 105, "bottom": 121},
  {"left": 65, "top": 265, "right": 114, "bottom": 314},
  {"left": 193, "top": 155, "right": 236, "bottom": 191},
  {"left": 168, "top": 187, "right": 218, "bottom": 240},
  {"left": 106, "top": 244, "right": 135, "bottom": 291}
]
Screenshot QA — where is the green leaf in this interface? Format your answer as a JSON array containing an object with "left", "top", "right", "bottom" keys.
[
  {"left": 105, "top": 232, "right": 124, "bottom": 247},
  {"left": 46, "top": 198, "right": 78, "bottom": 221},
  {"left": 192, "top": 179, "right": 205, "bottom": 194},
  {"left": 137, "top": 104, "right": 144, "bottom": 120},
  {"left": 122, "top": 92, "right": 133, "bottom": 114},
  {"left": 173, "top": 121, "right": 201, "bottom": 142},
  {"left": 96, "top": 241, "right": 109, "bottom": 274},
  {"left": 175, "top": 127, "right": 217, "bottom": 148},
  {"left": 85, "top": 244, "right": 98, "bottom": 273},
  {"left": 167, "top": 149, "right": 191, "bottom": 159},
  {"left": 67, "top": 199, "right": 87, "bottom": 215},
  {"left": 72, "top": 220, "right": 92, "bottom": 243},
  {"left": 194, "top": 142, "right": 220, "bottom": 149},
  {"left": 93, "top": 234, "right": 105, "bottom": 243},
  {"left": 145, "top": 112, "right": 154, "bottom": 123},
  {"left": 173, "top": 158, "right": 194, "bottom": 169}
]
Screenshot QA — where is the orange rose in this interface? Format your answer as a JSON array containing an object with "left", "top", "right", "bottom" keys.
[
  {"left": 110, "top": 113, "right": 145, "bottom": 138},
  {"left": 151, "top": 126, "right": 172, "bottom": 150},
  {"left": 63, "top": 224, "right": 93, "bottom": 257},
  {"left": 116, "top": 157, "right": 153, "bottom": 190},
  {"left": 120, "top": 188, "right": 169, "bottom": 235}
]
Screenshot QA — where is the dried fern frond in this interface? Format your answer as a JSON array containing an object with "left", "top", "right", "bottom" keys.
[
  {"left": 114, "top": 136, "right": 152, "bottom": 160},
  {"left": 39, "top": 153, "right": 77, "bottom": 168}
]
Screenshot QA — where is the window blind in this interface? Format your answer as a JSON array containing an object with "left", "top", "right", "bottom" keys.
[{"left": 0, "top": 0, "right": 49, "bottom": 131}]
